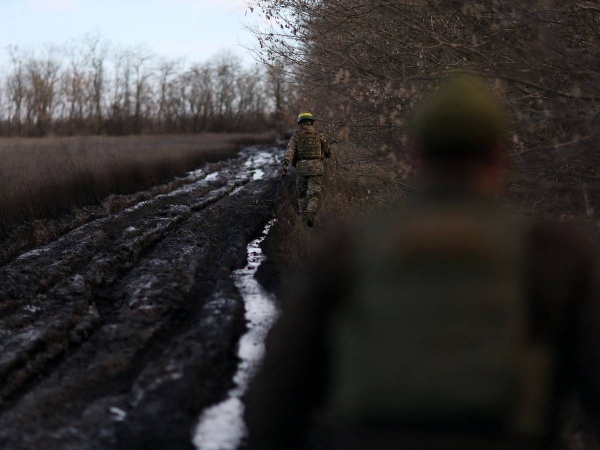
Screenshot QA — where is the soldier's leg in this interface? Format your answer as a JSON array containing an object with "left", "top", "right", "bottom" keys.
[
  {"left": 305, "top": 176, "right": 323, "bottom": 226},
  {"left": 296, "top": 176, "right": 309, "bottom": 219}
]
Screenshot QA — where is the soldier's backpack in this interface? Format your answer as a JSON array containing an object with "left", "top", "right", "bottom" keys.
[
  {"left": 327, "top": 199, "right": 554, "bottom": 438},
  {"left": 295, "top": 128, "right": 322, "bottom": 161}
]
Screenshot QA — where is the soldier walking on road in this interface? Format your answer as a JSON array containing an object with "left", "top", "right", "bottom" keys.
[{"left": 280, "top": 112, "right": 332, "bottom": 227}]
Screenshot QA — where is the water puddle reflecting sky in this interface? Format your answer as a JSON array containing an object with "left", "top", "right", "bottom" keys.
[{"left": 193, "top": 219, "right": 279, "bottom": 450}]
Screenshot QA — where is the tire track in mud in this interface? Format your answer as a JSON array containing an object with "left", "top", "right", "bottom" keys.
[{"left": 0, "top": 146, "right": 282, "bottom": 450}]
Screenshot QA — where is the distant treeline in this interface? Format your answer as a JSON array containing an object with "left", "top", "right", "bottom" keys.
[{"left": 0, "top": 36, "right": 285, "bottom": 136}]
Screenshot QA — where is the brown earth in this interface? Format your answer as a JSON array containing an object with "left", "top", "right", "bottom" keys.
[{"left": 0, "top": 145, "right": 283, "bottom": 450}]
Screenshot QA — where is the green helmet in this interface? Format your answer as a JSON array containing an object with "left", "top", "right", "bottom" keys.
[
  {"left": 412, "top": 76, "right": 508, "bottom": 162},
  {"left": 297, "top": 112, "right": 315, "bottom": 124}
]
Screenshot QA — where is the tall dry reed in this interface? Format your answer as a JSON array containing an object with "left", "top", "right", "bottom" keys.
[{"left": 0, "top": 133, "right": 273, "bottom": 229}]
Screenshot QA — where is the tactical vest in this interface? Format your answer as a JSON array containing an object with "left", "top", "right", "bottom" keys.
[
  {"left": 327, "top": 199, "right": 554, "bottom": 439},
  {"left": 295, "top": 129, "right": 322, "bottom": 161}
]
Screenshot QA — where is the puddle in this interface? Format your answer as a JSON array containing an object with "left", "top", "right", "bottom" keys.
[
  {"left": 192, "top": 219, "right": 279, "bottom": 450},
  {"left": 187, "top": 168, "right": 206, "bottom": 178},
  {"left": 204, "top": 172, "right": 220, "bottom": 182},
  {"left": 110, "top": 407, "right": 127, "bottom": 422},
  {"left": 23, "top": 305, "right": 41, "bottom": 314},
  {"left": 165, "top": 171, "right": 221, "bottom": 198},
  {"left": 243, "top": 150, "right": 278, "bottom": 182},
  {"left": 17, "top": 248, "right": 50, "bottom": 260}
]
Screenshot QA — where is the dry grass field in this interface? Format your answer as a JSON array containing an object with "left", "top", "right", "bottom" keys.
[
  {"left": 0, "top": 132, "right": 274, "bottom": 261},
  {"left": 0, "top": 132, "right": 274, "bottom": 228}
]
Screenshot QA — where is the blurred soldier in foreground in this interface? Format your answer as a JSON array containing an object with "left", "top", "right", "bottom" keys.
[
  {"left": 280, "top": 112, "right": 332, "bottom": 227},
  {"left": 245, "top": 77, "right": 600, "bottom": 449}
]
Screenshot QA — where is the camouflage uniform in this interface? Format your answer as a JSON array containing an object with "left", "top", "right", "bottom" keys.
[{"left": 282, "top": 122, "right": 331, "bottom": 225}]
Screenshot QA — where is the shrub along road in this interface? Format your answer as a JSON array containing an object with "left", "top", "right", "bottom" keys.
[{"left": 0, "top": 145, "right": 282, "bottom": 450}]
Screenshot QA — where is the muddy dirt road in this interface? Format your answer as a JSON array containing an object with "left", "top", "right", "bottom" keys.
[{"left": 0, "top": 145, "right": 282, "bottom": 450}]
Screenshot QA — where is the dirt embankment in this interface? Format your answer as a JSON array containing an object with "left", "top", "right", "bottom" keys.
[{"left": 0, "top": 145, "right": 283, "bottom": 450}]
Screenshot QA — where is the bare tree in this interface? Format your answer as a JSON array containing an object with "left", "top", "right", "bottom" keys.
[
  {"left": 249, "top": 0, "right": 600, "bottom": 208},
  {"left": 23, "top": 46, "right": 60, "bottom": 136},
  {"left": 181, "top": 62, "right": 211, "bottom": 132},
  {"left": 236, "top": 66, "right": 269, "bottom": 129},
  {"left": 213, "top": 53, "right": 237, "bottom": 130},
  {"left": 6, "top": 46, "right": 27, "bottom": 135},
  {"left": 156, "top": 57, "right": 184, "bottom": 131},
  {"left": 61, "top": 40, "right": 88, "bottom": 134},
  {"left": 83, "top": 33, "right": 109, "bottom": 133},
  {"left": 265, "top": 58, "right": 295, "bottom": 132},
  {"left": 0, "top": 39, "right": 275, "bottom": 135}
]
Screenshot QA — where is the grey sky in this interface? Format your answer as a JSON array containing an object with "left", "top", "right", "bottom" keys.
[{"left": 0, "top": 0, "right": 261, "bottom": 67}]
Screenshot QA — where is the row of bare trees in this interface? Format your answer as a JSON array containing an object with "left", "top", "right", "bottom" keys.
[
  {"left": 249, "top": 0, "right": 600, "bottom": 210},
  {"left": 0, "top": 35, "right": 295, "bottom": 136}
]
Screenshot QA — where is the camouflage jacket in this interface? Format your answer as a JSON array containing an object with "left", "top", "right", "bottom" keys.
[{"left": 282, "top": 123, "right": 331, "bottom": 176}]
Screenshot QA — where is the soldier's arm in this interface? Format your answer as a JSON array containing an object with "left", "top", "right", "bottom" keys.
[
  {"left": 282, "top": 134, "right": 297, "bottom": 171},
  {"left": 320, "top": 132, "right": 332, "bottom": 158}
]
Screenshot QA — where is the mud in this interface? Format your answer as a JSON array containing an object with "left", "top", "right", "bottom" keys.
[
  {"left": 0, "top": 146, "right": 283, "bottom": 450},
  {"left": 193, "top": 220, "right": 279, "bottom": 450}
]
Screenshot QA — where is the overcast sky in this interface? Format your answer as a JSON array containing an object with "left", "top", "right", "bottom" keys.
[{"left": 0, "top": 0, "right": 261, "bottom": 67}]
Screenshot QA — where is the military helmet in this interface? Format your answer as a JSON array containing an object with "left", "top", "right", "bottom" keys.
[
  {"left": 412, "top": 76, "right": 508, "bottom": 163},
  {"left": 297, "top": 112, "right": 315, "bottom": 124}
]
